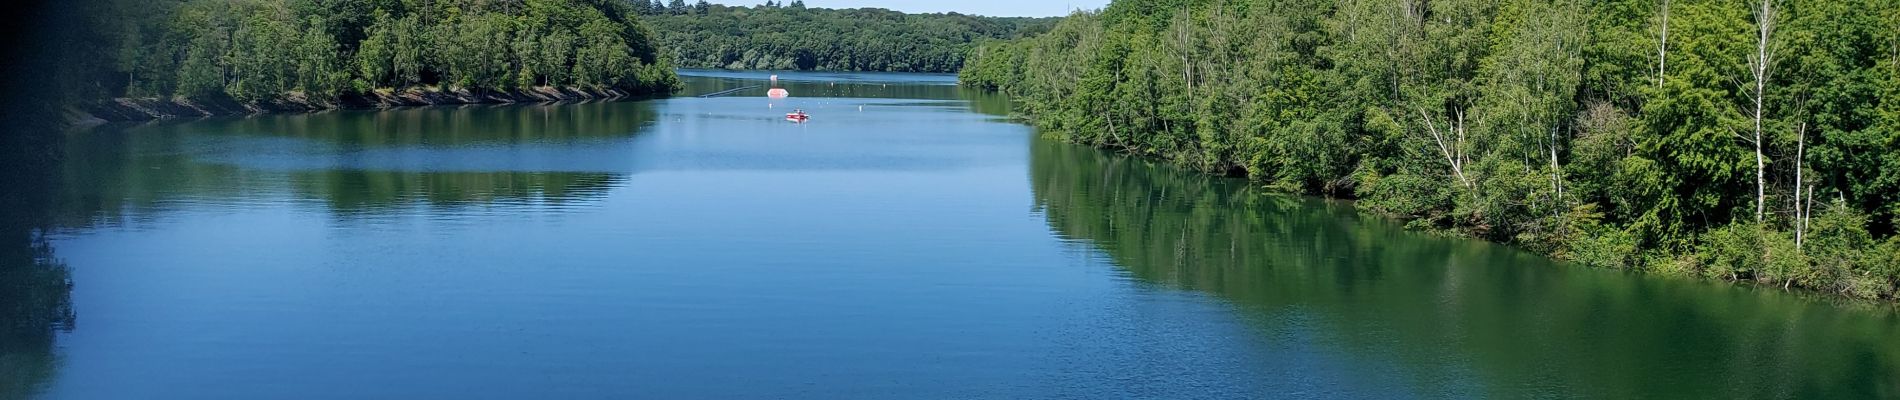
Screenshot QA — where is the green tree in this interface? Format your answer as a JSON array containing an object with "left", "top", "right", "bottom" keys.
[
  {"left": 389, "top": 14, "right": 424, "bottom": 87},
  {"left": 540, "top": 29, "right": 577, "bottom": 86},
  {"left": 174, "top": 13, "right": 230, "bottom": 98},
  {"left": 573, "top": 16, "right": 632, "bottom": 86},
  {"left": 226, "top": 4, "right": 296, "bottom": 101},
  {"left": 355, "top": 10, "right": 395, "bottom": 87},
  {"left": 294, "top": 16, "right": 346, "bottom": 98}
]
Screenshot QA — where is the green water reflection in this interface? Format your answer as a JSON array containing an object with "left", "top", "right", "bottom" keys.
[
  {"left": 1030, "top": 138, "right": 1900, "bottom": 398},
  {"left": 58, "top": 101, "right": 659, "bottom": 223},
  {"left": 175, "top": 101, "right": 660, "bottom": 147},
  {"left": 0, "top": 150, "right": 73, "bottom": 400}
]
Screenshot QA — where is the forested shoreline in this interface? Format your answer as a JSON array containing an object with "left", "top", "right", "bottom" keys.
[
  {"left": 63, "top": 0, "right": 681, "bottom": 116},
  {"left": 962, "top": 0, "right": 1900, "bottom": 300},
  {"left": 642, "top": 1, "right": 1053, "bottom": 73}
]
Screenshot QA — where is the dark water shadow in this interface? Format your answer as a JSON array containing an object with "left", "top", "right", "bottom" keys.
[
  {"left": 0, "top": 1, "right": 80, "bottom": 397},
  {"left": 60, "top": 101, "right": 663, "bottom": 223},
  {"left": 1029, "top": 138, "right": 1900, "bottom": 398}
]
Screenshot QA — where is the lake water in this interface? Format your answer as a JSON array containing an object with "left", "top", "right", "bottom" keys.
[{"left": 5, "top": 70, "right": 1897, "bottom": 398}]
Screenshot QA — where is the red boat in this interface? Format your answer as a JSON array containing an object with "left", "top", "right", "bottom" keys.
[{"left": 786, "top": 110, "right": 810, "bottom": 122}]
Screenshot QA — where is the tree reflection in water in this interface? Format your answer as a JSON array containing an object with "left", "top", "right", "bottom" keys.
[
  {"left": 1029, "top": 138, "right": 1900, "bottom": 398},
  {"left": 0, "top": 138, "right": 74, "bottom": 400}
]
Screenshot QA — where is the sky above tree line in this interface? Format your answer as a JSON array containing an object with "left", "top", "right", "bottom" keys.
[{"left": 705, "top": 0, "right": 1108, "bottom": 17}]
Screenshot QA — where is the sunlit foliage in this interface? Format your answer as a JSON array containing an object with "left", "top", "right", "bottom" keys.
[{"left": 965, "top": 0, "right": 1900, "bottom": 299}]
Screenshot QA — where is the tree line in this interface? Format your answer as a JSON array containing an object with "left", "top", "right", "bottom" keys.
[
  {"left": 642, "top": 1, "right": 1054, "bottom": 73},
  {"left": 961, "top": 0, "right": 1900, "bottom": 299},
  {"left": 77, "top": 0, "right": 680, "bottom": 103}
]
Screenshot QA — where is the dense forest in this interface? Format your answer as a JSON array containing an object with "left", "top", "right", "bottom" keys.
[
  {"left": 642, "top": 1, "right": 1053, "bottom": 73},
  {"left": 66, "top": 0, "right": 680, "bottom": 104},
  {"left": 963, "top": 0, "right": 1900, "bottom": 299}
]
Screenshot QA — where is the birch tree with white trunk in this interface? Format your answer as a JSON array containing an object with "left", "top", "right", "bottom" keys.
[
  {"left": 1657, "top": 0, "right": 1670, "bottom": 87},
  {"left": 1793, "top": 122, "right": 1809, "bottom": 250},
  {"left": 1747, "top": 0, "right": 1776, "bottom": 222}
]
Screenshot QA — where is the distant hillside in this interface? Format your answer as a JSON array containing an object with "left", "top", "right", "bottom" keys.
[{"left": 641, "top": 1, "right": 1055, "bottom": 73}]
